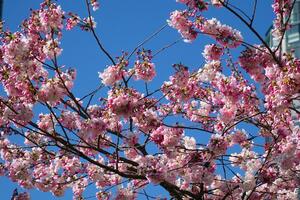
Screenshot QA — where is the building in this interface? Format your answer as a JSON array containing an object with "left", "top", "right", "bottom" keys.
[{"left": 266, "top": 0, "right": 300, "bottom": 57}]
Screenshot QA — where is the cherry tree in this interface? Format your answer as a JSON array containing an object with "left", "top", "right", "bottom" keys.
[{"left": 0, "top": 0, "right": 300, "bottom": 199}]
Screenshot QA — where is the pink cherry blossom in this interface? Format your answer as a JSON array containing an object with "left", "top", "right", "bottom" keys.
[
  {"left": 203, "top": 44, "right": 223, "bottom": 61},
  {"left": 0, "top": 1, "right": 299, "bottom": 199},
  {"left": 168, "top": 10, "right": 197, "bottom": 42}
]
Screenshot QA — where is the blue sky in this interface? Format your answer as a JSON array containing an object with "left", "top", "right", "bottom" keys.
[{"left": 0, "top": 0, "right": 275, "bottom": 199}]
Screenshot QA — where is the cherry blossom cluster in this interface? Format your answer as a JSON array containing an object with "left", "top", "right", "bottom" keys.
[
  {"left": 133, "top": 49, "right": 156, "bottom": 81},
  {"left": 99, "top": 64, "right": 126, "bottom": 86},
  {"left": 272, "top": 0, "right": 294, "bottom": 39},
  {"left": 168, "top": 10, "right": 197, "bottom": 42},
  {"left": 0, "top": 0, "right": 300, "bottom": 199},
  {"left": 202, "top": 44, "right": 224, "bottom": 61},
  {"left": 168, "top": 1, "right": 243, "bottom": 47},
  {"left": 239, "top": 46, "right": 271, "bottom": 83},
  {"left": 198, "top": 18, "right": 243, "bottom": 48},
  {"left": 176, "top": 0, "right": 209, "bottom": 12}
]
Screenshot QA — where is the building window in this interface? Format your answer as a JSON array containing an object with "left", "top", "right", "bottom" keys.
[
  {"left": 288, "top": 24, "right": 300, "bottom": 43},
  {"left": 291, "top": 2, "right": 300, "bottom": 24}
]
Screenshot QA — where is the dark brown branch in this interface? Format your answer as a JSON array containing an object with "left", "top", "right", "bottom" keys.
[
  {"left": 84, "top": 0, "right": 116, "bottom": 65},
  {"left": 220, "top": 1, "right": 281, "bottom": 66},
  {"left": 250, "top": 0, "right": 258, "bottom": 26}
]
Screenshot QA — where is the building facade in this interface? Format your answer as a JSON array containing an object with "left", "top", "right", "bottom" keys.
[{"left": 266, "top": 0, "right": 300, "bottom": 57}]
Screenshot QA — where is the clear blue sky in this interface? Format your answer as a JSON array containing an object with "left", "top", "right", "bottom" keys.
[{"left": 1, "top": 0, "right": 274, "bottom": 199}]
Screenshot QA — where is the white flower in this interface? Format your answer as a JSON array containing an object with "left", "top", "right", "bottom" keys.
[{"left": 183, "top": 136, "right": 196, "bottom": 149}]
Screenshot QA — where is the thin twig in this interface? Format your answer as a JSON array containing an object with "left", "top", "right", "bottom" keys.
[{"left": 128, "top": 24, "right": 168, "bottom": 59}]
